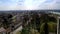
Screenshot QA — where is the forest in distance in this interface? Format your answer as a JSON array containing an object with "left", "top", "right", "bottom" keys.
[{"left": 0, "top": 11, "right": 57, "bottom": 34}]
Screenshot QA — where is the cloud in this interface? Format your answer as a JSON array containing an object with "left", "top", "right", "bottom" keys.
[{"left": 0, "top": 0, "right": 60, "bottom": 10}]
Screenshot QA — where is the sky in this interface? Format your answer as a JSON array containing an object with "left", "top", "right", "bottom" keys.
[{"left": 0, "top": 0, "right": 60, "bottom": 10}]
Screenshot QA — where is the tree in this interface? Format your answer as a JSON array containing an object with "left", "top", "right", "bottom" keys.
[
  {"left": 22, "top": 15, "right": 29, "bottom": 34},
  {"left": 40, "top": 14, "right": 49, "bottom": 34},
  {"left": 22, "top": 15, "right": 29, "bottom": 28},
  {"left": 30, "top": 13, "right": 40, "bottom": 33},
  {"left": 2, "top": 14, "right": 13, "bottom": 29}
]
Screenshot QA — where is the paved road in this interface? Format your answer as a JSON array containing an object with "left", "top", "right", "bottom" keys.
[
  {"left": 12, "top": 22, "right": 22, "bottom": 34},
  {"left": 13, "top": 26, "right": 22, "bottom": 34}
]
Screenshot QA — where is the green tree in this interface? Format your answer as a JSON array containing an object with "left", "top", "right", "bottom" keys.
[
  {"left": 2, "top": 14, "right": 13, "bottom": 29},
  {"left": 40, "top": 14, "right": 49, "bottom": 34},
  {"left": 22, "top": 15, "right": 29, "bottom": 34}
]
